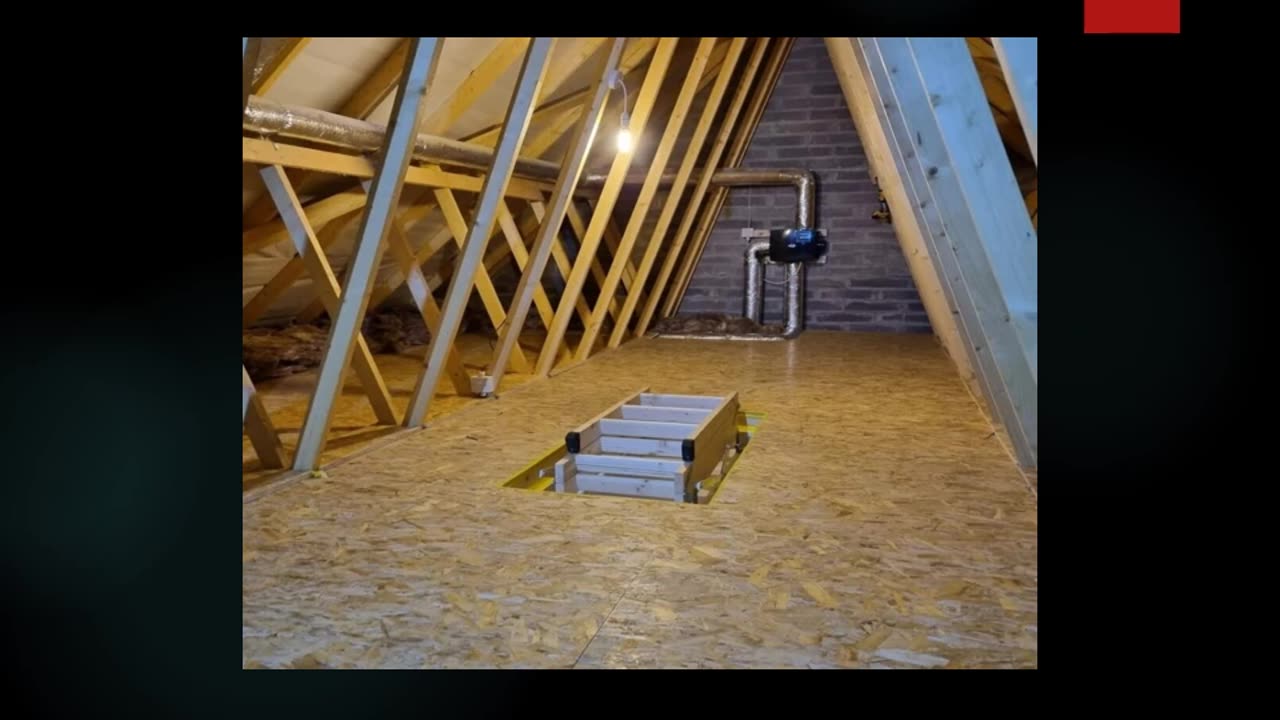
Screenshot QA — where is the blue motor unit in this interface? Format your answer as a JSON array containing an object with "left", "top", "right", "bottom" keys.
[{"left": 768, "top": 227, "right": 829, "bottom": 264}]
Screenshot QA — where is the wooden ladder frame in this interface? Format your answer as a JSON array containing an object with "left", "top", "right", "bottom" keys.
[{"left": 554, "top": 387, "right": 740, "bottom": 503}]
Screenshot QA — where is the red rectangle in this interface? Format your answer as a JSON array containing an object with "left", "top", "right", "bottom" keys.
[{"left": 1085, "top": 0, "right": 1181, "bottom": 33}]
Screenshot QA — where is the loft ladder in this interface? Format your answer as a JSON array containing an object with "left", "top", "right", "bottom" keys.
[{"left": 554, "top": 387, "right": 745, "bottom": 503}]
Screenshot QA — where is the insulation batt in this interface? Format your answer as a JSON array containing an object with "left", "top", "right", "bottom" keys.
[
  {"left": 242, "top": 302, "right": 525, "bottom": 383},
  {"left": 651, "top": 313, "right": 786, "bottom": 337},
  {"left": 243, "top": 306, "right": 432, "bottom": 383}
]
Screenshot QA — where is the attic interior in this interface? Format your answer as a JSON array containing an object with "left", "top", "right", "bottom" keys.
[{"left": 241, "top": 37, "right": 1038, "bottom": 669}]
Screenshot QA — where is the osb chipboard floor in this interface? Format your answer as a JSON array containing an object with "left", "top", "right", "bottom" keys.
[
  {"left": 242, "top": 331, "right": 573, "bottom": 491},
  {"left": 242, "top": 331, "right": 1037, "bottom": 669}
]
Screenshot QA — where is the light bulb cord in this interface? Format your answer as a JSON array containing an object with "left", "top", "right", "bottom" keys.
[{"left": 614, "top": 71, "right": 630, "bottom": 130}]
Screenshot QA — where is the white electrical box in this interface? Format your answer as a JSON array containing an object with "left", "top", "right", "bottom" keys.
[{"left": 471, "top": 373, "right": 498, "bottom": 397}]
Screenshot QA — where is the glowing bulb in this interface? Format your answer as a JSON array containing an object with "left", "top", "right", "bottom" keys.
[{"left": 616, "top": 127, "right": 633, "bottom": 153}]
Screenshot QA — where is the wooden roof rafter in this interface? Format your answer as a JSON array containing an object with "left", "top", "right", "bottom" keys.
[
  {"left": 289, "top": 37, "right": 447, "bottom": 470},
  {"left": 402, "top": 39, "right": 557, "bottom": 426},
  {"left": 279, "top": 40, "right": 625, "bottom": 331},
  {"left": 826, "top": 37, "right": 1038, "bottom": 468},
  {"left": 662, "top": 37, "right": 789, "bottom": 317}
]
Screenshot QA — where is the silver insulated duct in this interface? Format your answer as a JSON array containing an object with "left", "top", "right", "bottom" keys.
[
  {"left": 720, "top": 171, "right": 815, "bottom": 339},
  {"left": 243, "top": 97, "right": 563, "bottom": 181},
  {"left": 743, "top": 241, "right": 806, "bottom": 339}
]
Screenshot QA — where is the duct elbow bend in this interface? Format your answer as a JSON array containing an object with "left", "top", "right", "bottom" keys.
[{"left": 744, "top": 239, "right": 771, "bottom": 262}]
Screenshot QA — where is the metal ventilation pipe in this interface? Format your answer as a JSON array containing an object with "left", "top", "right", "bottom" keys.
[
  {"left": 744, "top": 240, "right": 770, "bottom": 323},
  {"left": 743, "top": 241, "right": 806, "bottom": 339},
  {"left": 243, "top": 97, "right": 563, "bottom": 181},
  {"left": 579, "top": 169, "right": 815, "bottom": 230},
  {"left": 783, "top": 261, "right": 805, "bottom": 338},
  {"left": 706, "top": 170, "right": 814, "bottom": 339},
  {"left": 702, "top": 169, "right": 815, "bottom": 231}
]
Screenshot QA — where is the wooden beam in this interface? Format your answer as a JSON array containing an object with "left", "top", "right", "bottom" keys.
[
  {"left": 422, "top": 220, "right": 528, "bottom": 304},
  {"left": 260, "top": 165, "right": 400, "bottom": 425},
  {"left": 634, "top": 39, "right": 753, "bottom": 334},
  {"left": 612, "top": 39, "right": 755, "bottom": 345},
  {"left": 292, "top": 38, "right": 444, "bottom": 470},
  {"left": 487, "top": 40, "right": 626, "bottom": 392},
  {"left": 534, "top": 38, "right": 680, "bottom": 377},
  {"left": 341, "top": 191, "right": 545, "bottom": 325},
  {"left": 285, "top": 201, "right": 438, "bottom": 326},
  {"left": 253, "top": 38, "right": 309, "bottom": 96},
  {"left": 421, "top": 38, "right": 531, "bottom": 136},
  {"left": 541, "top": 38, "right": 724, "bottom": 164},
  {"left": 565, "top": 202, "right": 625, "bottom": 322},
  {"left": 383, "top": 214, "right": 473, "bottom": 396},
  {"left": 243, "top": 38, "right": 262, "bottom": 112},
  {"left": 602, "top": 211, "right": 639, "bottom": 296},
  {"left": 637, "top": 37, "right": 762, "bottom": 330},
  {"left": 242, "top": 39, "right": 287, "bottom": 471},
  {"left": 522, "top": 40, "right": 661, "bottom": 160},
  {"left": 242, "top": 39, "right": 402, "bottom": 229},
  {"left": 531, "top": 199, "right": 598, "bottom": 328},
  {"left": 341, "top": 40, "right": 411, "bottom": 120},
  {"left": 542, "top": 38, "right": 611, "bottom": 100},
  {"left": 357, "top": 201, "right": 500, "bottom": 317},
  {"left": 660, "top": 39, "right": 770, "bottom": 319},
  {"left": 242, "top": 137, "right": 549, "bottom": 205},
  {"left": 243, "top": 366, "right": 287, "bottom": 469},
  {"left": 863, "top": 37, "right": 1037, "bottom": 466},
  {"left": 823, "top": 37, "right": 983, "bottom": 410},
  {"left": 403, "top": 38, "right": 555, "bottom": 426},
  {"left": 457, "top": 40, "right": 612, "bottom": 147},
  {"left": 496, "top": 202, "right": 572, "bottom": 362},
  {"left": 464, "top": 39, "right": 656, "bottom": 151},
  {"left": 576, "top": 38, "right": 719, "bottom": 360},
  {"left": 434, "top": 188, "right": 531, "bottom": 373},
  {"left": 242, "top": 183, "right": 366, "bottom": 255},
  {"left": 662, "top": 39, "right": 791, "bottom": 317},
  {"left": 903, "top": 38, "right": 1037, "bottom": 378},
  {"left": 242, "top": 212, "right": 355, "bottom": 326},
  {"left": 992, "top": 37, "right": 1037, "bottom": 166}
]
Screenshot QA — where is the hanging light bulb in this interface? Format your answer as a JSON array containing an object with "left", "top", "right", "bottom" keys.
[{"left": 617, "top": 110, "right": 633, "bottom": 153}]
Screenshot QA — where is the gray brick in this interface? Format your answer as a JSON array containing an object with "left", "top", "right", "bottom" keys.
[
  {"left": 809, "top": 108, "right": 854, "bottom": 121},
  {"left": 751, "top": 135, "right": 809, "bottom": 148},
  {"left": 880, "top": 289, "right": 923, "bottom": 300},
  {"left": 818, "top": 312, "right": 876, "bottom": 323},
  {"left": 837, "top": 288, "right": 876, "bottom": 299},
  {"left": 783, "top": 119, "right": 850, "bottom": 134},
  {"left": 845, "top": 301, "right": 903, "bottom": 312},
  {"left": 804, "top": 300, "right": 844, "bottom": 312},
  {"left": 850, "top": 278, "right": 913, "bottom": 288},
  {"left": 784, "top": 70, "right": 840, "bottom": 85},
  {"left": 678, "top": 39, "right": 925, "bottom": 335}
]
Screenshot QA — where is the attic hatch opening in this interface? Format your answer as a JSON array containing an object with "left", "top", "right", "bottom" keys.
[{"left": 502, "top": 390, "right": 763, "bottom": 505}]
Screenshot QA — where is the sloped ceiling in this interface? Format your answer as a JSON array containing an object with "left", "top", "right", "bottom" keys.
[{"left": 242, "top": 38, "right": 649, "bottom": 324}]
